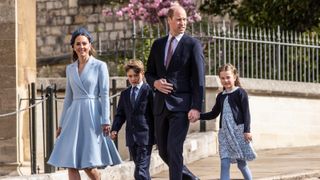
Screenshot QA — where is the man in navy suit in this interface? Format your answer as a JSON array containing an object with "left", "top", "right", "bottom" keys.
[
  {"left": 145, "top": 4, "right": 205, "bottom": 180},
  {"left": 111, "top": 60, "right": 155, "bottom": 180}
]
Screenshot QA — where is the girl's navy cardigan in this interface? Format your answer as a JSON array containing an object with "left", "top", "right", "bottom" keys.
[{"left": 200, "top": 87, "right": 251, "bottom": 133}]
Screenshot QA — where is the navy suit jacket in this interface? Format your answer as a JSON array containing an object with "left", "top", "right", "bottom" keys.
[
  {"left": 111, "top": 83, "right": 155, "bottom": 146},
  {"left": 146, "top": 34, "right": 205, "bottom": 115}
]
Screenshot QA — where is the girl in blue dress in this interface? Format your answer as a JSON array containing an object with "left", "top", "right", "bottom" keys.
[
  {"left": 48, "top": 27, "right": 121, "bottom": 180},
  {"left": 199, "top": 64, "right": 256, "bottom": 180}
]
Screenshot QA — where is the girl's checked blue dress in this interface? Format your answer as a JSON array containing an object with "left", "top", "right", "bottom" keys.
[
  {"left": 48, "top": 57, "right": 121, "bottom": 169},
  {"left": 219, "top": 88, "right": 256, "bottom": 163}
]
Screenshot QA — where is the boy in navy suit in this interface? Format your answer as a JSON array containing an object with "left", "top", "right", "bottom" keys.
[{"left": 111, "top": 59, "right": 155, "bottom": 180}]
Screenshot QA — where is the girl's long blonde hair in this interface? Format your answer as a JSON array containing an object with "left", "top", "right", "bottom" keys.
[{"left": 218, "top": 63, "right": 241, "bottom": 87}]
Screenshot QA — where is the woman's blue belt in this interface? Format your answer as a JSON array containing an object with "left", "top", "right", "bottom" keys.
[{"left": 73, "top": 95, "right": 99, "bottom": 100}]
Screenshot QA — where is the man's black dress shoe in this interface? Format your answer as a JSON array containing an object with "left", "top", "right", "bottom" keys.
[{"left": 182, "top": 166, "right": 200, "bottom": 180}]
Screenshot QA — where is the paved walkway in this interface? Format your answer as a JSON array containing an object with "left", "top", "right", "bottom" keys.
[
  {"left": 152, "top": 146, "right": 320, "bottom": 180},
  {"left": 1, "top": 146, "right": 320, "bottom": 180}
]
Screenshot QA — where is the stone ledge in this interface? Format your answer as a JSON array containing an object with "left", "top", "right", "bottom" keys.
[
  {"left": 1, "top": 132, "right": 217, "bottom": 180},
  {"left": 37, "top": 77, "right": 320, "bottom": 98},
  {"left": 206, "top": 76, "right": 320, "bottom": 98}
]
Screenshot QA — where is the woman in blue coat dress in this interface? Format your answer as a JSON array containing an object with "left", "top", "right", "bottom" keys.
[{"left": 48, "top": 27, "right": 122, "bottom": 180}]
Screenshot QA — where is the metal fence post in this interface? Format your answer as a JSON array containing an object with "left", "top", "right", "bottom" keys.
[
  {"left": 54, "top": 84, "right": 58, "bottom": 129},
  {"left": 111, "top": 79, "right": 118, "bottom": 149},
  {"left": 30, "top": 83, "right": 37, "bottom": 174},
  {"left": 200, "top": 81, "right": 206, "bottom": 132},
  {"left": 277, "top": 26, "right": 281, "bottom": 80},
  {"left": 132, "top": 19, "right": 136, "bottom": 59},
  {"left": 222, "top": 20, "right": 227, "bottom": 64},
  {"left": 44, "top": 86, "right": 55, "bottom": 173}
]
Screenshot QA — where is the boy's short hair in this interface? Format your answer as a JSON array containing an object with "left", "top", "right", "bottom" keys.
[{"left": 124, "top": 59, "right": 144, "bottom": 74}]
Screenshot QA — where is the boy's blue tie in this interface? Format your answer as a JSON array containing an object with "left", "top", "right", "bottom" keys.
[{"left": 131, "top": 86, "right": 137, "bottom": 108}]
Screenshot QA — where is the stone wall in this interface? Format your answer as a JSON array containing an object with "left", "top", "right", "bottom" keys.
[
  {"left": 0, "top": 0, "right": 17, "bottom": 167},
  {"left": 0, "top": 0, "right": 36, "bottom": 176},
  {"left": 36, "top": 0, "right": 130, "bottom": 59}
]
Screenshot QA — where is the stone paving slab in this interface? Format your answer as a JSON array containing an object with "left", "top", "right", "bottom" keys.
[{"left": 152, "top": 146, "right": 320, "bottom": 180}]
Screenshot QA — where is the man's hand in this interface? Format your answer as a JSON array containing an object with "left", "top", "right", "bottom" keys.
[
  {"left": 102, "top": 124, "right": 111, "bottom": 136},
  {"left": 154, "top": 79, "right": 173, "bottom": 94},
  {"left": 188, "top": 109, "right": 200, "bottom": 123}
]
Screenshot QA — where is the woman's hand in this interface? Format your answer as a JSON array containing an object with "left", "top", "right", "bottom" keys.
[
  {"left": 111, "top": 131, "right": 117, "bottom": 140},
  {"left": 102, "top": 124, "right": 111, "bottom": 136},
  {"left": 244, "top": 132, "right": 252, "bottom": 142}
]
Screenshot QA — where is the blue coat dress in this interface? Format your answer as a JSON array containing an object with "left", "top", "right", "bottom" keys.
[{"left": 48, "top": 56, "right": 122, "bottom": 169}]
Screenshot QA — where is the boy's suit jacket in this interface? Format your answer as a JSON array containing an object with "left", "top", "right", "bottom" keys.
[
  {"left": 146, "top": 34, "right": 205, "bottom": 115},
  {"left": 111, "top": 83, "right": 155, "bottom": 146}
]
